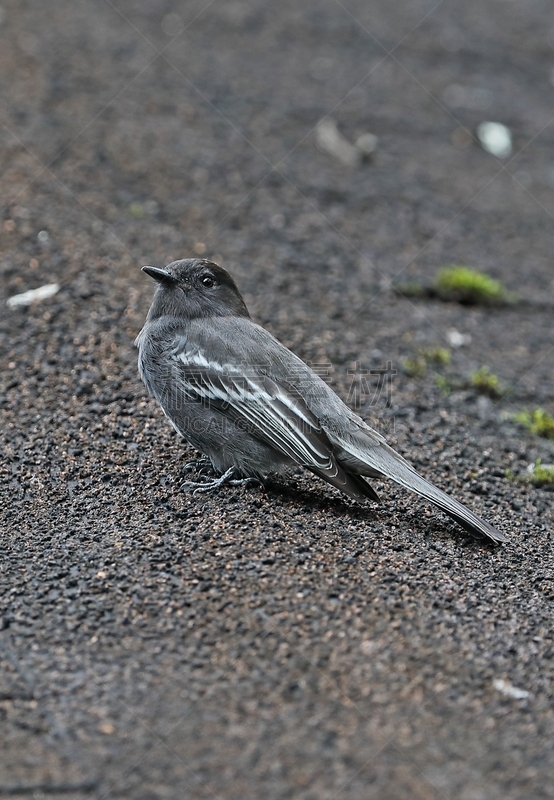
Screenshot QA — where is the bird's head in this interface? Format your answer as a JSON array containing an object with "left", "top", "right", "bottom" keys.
[{"left": 142, "top": 259, "right": 250, "bottom": 320}]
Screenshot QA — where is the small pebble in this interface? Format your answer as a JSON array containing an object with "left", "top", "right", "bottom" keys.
[
  {"left": 493, "top": 679, "right": 530, "bottom": 700},
  {"left": 355, "top": 133, "right": 378, "bottom": 158},
  {"left": 477, "top": 122, "right": 512, "bottom": 158},
  {"left": 316, "top": 119, "right": 361, "bottom": 167},
  {"left": 446, "top": 329, "right": 472, "bottom": 348},
  {"left": 7, "top": 283, "right": 60, "bottom": 308}
]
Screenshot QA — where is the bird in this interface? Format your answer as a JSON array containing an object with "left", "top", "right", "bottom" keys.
[{"left": 136, "top": 258, "right": 506, "bottom": 544}]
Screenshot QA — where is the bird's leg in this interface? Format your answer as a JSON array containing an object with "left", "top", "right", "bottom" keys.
[{"left": 181, "top": 467, "right": 261, "bottom": 495}]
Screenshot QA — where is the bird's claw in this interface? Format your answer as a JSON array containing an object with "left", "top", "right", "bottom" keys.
[
  {"left": 181, "top": 458, "right": 212, "bottom": 475},
  {"left": 180, "top": 467, "right": 261, "bottom": 495},
  {"left": 228, "top": 477, "right": 262, "bottom": 489}
]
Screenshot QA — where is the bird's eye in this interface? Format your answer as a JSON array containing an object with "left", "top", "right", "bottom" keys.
[{"left": 201, "top": 275, "right": 215, "bottom": 288}]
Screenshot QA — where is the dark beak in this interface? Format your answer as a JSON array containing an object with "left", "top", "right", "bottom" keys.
[{"left": 141, "top": 266, "right": 179, "bottom": 285}]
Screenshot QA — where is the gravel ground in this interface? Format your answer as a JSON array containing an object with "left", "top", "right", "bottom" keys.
[{"left": 1, "top": 1, "right": 553, "bottom": 798}]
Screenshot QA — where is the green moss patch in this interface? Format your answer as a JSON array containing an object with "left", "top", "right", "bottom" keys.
[
  {"left": 394, "top": 265, "right": 515, "bottom": 306},
  {"left": 435, "top": 266, "right": 511, "bottom": 305},
  {"left": 470, "top": 366, "right": 506, "bottom": 399},
  {"left": 402, "top": 347, "right": 452, "bottom": 378},
  {"left": 514, "top": 408, "right": 554, "bottom": 439},
  {"left": 525, "top": 460, "right": 554, "bottom": 487}
]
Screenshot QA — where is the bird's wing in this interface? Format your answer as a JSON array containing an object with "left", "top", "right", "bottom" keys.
[{"left": 172, "top": 349, "right": 379, "bottom": 502}]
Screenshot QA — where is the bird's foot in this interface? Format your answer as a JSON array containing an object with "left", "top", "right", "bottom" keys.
[
  {"left": 181, "top": 457, "right": 213, "bottom": 477},
  {"left": 228, "top": 476, "right": 262, "bottom": 489},
  {"left": 181, "top": 467, "right": 261, "bottom": 495}
]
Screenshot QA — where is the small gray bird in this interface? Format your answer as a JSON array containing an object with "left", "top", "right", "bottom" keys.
[{"left": 136, "top": 258, "right": 505, "bottom": 544}]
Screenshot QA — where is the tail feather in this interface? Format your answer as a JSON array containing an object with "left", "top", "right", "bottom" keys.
[
  {"left": 334, "top": 436, "right": 506, "bottom": 543},
  {"left": 386, "top": 462, "right": 506, "bottom": 543},
  {"left": 307, "top": 463, "right": 381, "bottom": 503}
]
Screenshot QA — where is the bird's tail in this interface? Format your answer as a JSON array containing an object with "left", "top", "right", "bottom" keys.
[
  {"left": 389, "top": 462, "right": 505, "bottom": 542},
  {"left": 337, "top": 437, "right": 506, "bottom": 543}
]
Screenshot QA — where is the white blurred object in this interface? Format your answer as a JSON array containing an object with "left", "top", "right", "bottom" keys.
[
  {"left": 493, "top": 679, "right": 530, "bottom": 700},
  {"left": 7, "top": 283, "right": 59, "bottom": 308},
  {"left": 316, "top": 119, "right": 360, "bottom": 166},
  {"left": 477, "top": 122, "right": 512, "bottom": 158},
  {"left": 355, "top": 133, "right": 378, "bottom": 157},
  {"left": 316, "top": 120, "right": 378, "bottom": 166},
  {"left": 446, "top": 329, "right": 471, "bottom": 348}
]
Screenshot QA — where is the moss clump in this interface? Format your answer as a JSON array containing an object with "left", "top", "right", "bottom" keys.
[
  {"left": 421, "top": 347, "right": 451, "bottom": 366},
  {"left": 434, "top": 366, "right": 507, "bottom": 397},
  {"left": 129, "top": 202, "right": 145, "bottom": 218},
  {"left": 435, "top": 375, "right": 452, "bottom": 395},
  {"left": 525, "top": 460, "right": 554, "bottom": 486},
  {"left": 470, "top": 366, "right": 506, "bottom": 399},
  {"left": 403, "top": 347, "right": 452, "bottom": 378},
  {"left": 514, "top": 408, "right": 554, "bottom": 439},
  {"left": 435, "top": 265, "right": 510, "bottom": 305},
  {"left": 402, "top": 356, "right": 427, "bottom": 378}
]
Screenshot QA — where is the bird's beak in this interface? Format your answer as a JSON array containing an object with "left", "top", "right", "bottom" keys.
[{"left": 141, "top": 266, "right": 179, "bottom": 285}]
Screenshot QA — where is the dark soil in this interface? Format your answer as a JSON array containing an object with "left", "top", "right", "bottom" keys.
[{"left": 1, "top": 1, "right": 553, "bottom": 798}]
